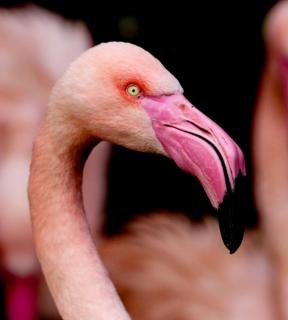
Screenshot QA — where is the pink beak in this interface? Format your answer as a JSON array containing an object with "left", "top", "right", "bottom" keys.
[{"left": 141, "top": 94, "right": 246, "bottom": 253}]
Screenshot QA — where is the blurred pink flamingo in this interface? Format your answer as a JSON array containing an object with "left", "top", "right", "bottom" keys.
[
  {"left": 253, "top": 1, "right": 288, "bottom": 318},
  {"left": 0, "top": 5, "right": 110, "bottom": 320}
]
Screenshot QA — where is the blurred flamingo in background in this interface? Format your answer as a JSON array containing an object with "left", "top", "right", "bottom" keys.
[
  {"left": 101, "top": 213, "right": 273, "bottom": 320},
  {"left": 253, "top": 1, "right": 288, "bottom": 318},
  {"left": 0, "top": 5, "right": 110, "bottom": 320}
]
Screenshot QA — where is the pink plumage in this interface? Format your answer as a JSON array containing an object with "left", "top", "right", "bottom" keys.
[{"left": 28, "top": 37, "right": 245, "bottom": 319}]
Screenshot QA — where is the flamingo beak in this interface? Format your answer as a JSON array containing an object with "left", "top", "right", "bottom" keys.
[{"left": 141, "top": 94, "right": 246, "bottom": 253}]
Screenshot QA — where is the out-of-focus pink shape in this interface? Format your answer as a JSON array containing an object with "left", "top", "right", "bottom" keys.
[
  {"left": 6, "top": 273, "right": 38, "bottom": 320},
  {"left": 101, "top": 213, "right": 274, "bottom": 320},
  {"left": 253, "top": 1, "right": 288, "bottom": 319},
  {"left": 0, "top": 5, "right": 110, "bottom": 320}
]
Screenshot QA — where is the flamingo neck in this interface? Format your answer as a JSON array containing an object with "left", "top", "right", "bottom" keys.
[{"left": 29, "top": 118, "right": 130, "bottom": 320}]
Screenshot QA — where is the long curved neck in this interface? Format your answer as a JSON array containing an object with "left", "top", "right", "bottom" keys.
[{"left": 29, "top": 116, "right": 130, "bottom": 320}]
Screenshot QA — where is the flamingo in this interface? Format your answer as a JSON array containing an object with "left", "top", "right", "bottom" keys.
[
  {"left": 28, "top": 41, "right": 245, "bottom": 319},
  {"left": 0, "top": 5, "right": 110, "bottom": 319}
]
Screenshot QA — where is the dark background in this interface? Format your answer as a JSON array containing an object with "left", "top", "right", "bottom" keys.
[
  {"left": 1, "top": 0, "right": 277, "bottom": 235},
  {"left": 0, "top": 0, "right": 278, "bottom": 318}
]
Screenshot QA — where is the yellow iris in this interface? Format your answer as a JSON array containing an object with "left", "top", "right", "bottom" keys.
[{"left": 127, "top": 84, "right": 140, "bottom": 96}]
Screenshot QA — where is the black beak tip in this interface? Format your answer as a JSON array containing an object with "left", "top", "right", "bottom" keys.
[
  {"left": 219, "top": 213, "right": 244, "bottom": 254},
  {"left": 217, "top": 173, "right": 245, "bottom": 254},
  {"left": 225, "top": 232, "right": 244, "bottom": 254}
]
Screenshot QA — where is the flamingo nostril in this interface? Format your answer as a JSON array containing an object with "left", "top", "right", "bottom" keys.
[
  {"left": 178, "top": 104, "right": 186, "bottom": 111},
  {"left": 178, "top": 103, "right": 194, "bottom": 111}
]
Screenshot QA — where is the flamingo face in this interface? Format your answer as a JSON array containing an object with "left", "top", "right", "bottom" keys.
[{"left": 52, "top": 42, "right": 246, "bottom": 252}]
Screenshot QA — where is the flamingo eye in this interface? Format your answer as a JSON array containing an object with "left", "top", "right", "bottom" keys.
[{"left": 126, "top": 84, "right": 140, "bottom": 97}]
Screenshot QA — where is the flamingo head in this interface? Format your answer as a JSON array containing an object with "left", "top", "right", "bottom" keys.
[{"left": 50, "top": 42, "right": 246, "bottom": 253}]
